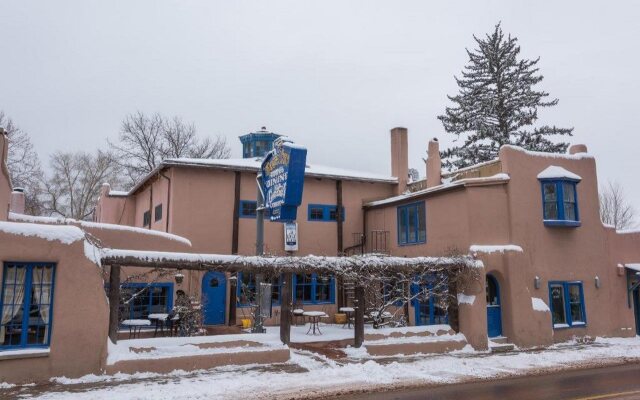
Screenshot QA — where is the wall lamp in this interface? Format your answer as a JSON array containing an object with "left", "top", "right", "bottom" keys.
[
  {"left": 595, "top": 276, "right": 601, "bottom": 289},
  {"left": 534, "top": 276, "right": 541, "bottom": 289}
]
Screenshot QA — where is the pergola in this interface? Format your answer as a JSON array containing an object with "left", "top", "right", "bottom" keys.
[{"left": 101, "top": 249, "right": 481, "bottom": 348}]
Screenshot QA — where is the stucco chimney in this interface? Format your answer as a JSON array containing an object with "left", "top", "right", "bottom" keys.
[
  {"left": 569, "top": 144, "right": 588, "bottom": 155},
  {"left": 10, "top": 188, "right": 25, "bottom": 214},
  {"left": 390, "top": 127, "right": 409, "bottom": 195},
  {"left": 426, "top": 138, "right": 441, "bottom": 188},
  {"left": 0, "top": 128, "right": 7, "bottom": 167}
]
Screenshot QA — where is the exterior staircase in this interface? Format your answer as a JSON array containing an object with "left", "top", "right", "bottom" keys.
[{"left": 489, "top": 336, "right": 516, "bottom": 353}]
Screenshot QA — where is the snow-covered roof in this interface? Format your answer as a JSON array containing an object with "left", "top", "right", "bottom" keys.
[
  {"left": 125, "top": 157, "right": 397, "bottom": 195},
  {"left": 625, "top": 264, "right": 640, "bottom": 273},
  {"left": 0, "top": 221, "right": 85, "bottom": 245},
  {"left": 8, "top": 212, "right": 192, "bottom": 246},
  {"left": 365, "top": 173, "right": 510, "bottom": 208},
  {"left": 502, "top": 145, "right": 593, "bottom": 160},
  {"left": 536, "top": 166, "right": 582, "bottom": 181}
]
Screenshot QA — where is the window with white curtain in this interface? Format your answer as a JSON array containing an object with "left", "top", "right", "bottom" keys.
[{"left": 0, "top": 263, "right": 56, "bottom": 350}]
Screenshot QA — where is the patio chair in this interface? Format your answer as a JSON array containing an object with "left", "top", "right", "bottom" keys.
[{"left": 292, "top": 301, "right": 305, "bottom": 326}]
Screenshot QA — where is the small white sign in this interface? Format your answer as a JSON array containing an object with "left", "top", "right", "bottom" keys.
[{"left": 284, "top": 222, "right": 298, "bottom": 252}]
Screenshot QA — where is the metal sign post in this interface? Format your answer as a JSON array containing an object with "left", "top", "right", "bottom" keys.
[{"left": 253, "top": 175, "right": 266, "bottom": 333}]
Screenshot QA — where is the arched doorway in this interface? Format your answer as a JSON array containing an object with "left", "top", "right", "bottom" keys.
[
  {"left": 486, "top": 274, "right": 503, "bottom": 337},
  {"left": 202, "top": 271, "right": 226, "bottom": 325}
]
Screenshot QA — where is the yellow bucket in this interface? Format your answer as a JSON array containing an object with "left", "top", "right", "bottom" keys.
[{"left": 241, "top": 319, "right": 252, "bottom": 329}]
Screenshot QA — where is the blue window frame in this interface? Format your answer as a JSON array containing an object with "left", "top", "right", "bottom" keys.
[
  {"left": 239, "top": 200, "right": 271, "bottom": 219},
  {"left": 293, "top": 273, "right": 335, "bottom": 304},
  {"left": 237, "top": 273, "right": 282, "bottom": 307},
  {"left": 1, "top": 262, "right": 56, "bottom": 350},
  {"left": 548, "top": 281, "right": 586, "bottom": 329},
  {"left": 397, "top": 202, "right": 426, "bottom": 245},
  {"left": 410, "top": 274, "right": 448, "bottom": 326},
  {"left": 540, "top": 180, "right": 580, "bottom": 227},
  {"left": 120, "top": 283, "right": 173, "bottom": 321},
  {"left": 307, "top": 204, "right": 345, "bottom": 222}
]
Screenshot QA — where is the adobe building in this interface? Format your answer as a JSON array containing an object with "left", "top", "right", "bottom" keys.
[
  {"left": 2, "top": 124, "right": 640, "bottom": 384},
  {"left": 94, "top": 127, "right": 640, "bottom": 350}
]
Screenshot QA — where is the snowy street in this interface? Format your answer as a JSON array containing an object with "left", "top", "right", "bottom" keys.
[{"left": 4, "top": 336, "right": 640, "bottom": 399}]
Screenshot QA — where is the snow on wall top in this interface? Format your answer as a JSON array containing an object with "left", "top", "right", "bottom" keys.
[
  {"left": 8, "top": 213, "right": 192, "bottom": 246},
  {"left": 0, "top": 221, "right": 85, "bottom": 245},
  {"left": 502, "top": 145, "right": 593, "bottom": 160},
  {"left": 469, "top": 244, "right": 523, "bottom": 254},
  {"left": 365, "top": 173, "right": 510, "bottom": 208},
  {"left": 536, "top": 166, "right": 582, "bottom": 181}
]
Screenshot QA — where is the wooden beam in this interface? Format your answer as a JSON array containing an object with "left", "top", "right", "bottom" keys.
[
  {"left": 280, "top": 272, "right": 292, "bottom": 345},
  {"left": 108, "top": 264, "right": 121, "bottom": 344},
  {"left": 231, "top": 171, "right": 241, "bottom": 255},
  {"left": 354, "top": 285, "right": 365, "bottom": 348}
]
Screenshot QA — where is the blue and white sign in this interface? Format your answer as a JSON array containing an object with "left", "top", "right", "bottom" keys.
[{"left": 260, "top": 138, "right": 307, "bottom": 222}]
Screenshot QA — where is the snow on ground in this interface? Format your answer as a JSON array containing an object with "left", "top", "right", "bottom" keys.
[{"left": 7, "top": 336, "right": 640, "bottom": 400}]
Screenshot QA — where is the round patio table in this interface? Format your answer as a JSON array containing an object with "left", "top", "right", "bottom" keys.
[
  {"left": 339, "top": 307, "right": 355, "bottom": 329},
  {"left": 148, "top": 313, "right": 169, "bottom": 337},
  {"left": 303, "top": 311, "right": 328, "bottom": 335}
]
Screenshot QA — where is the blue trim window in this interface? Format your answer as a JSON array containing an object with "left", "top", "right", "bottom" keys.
[
  {"left": 239, "top": 200, "right": 271, "bottom": 219},
  {"left": 1, "top": 262, "right": 56, "bottom": 350},
  {"left": 397, "top": 202, "right": 426, "bottom": 245},
  {"left": 237, "top": 273, "right": 282, "bottom": 307},
  {"left": 549, "top": 281, "right": 586, "bottom": 329},
  {"left": 294, "top": 273, "right": 335, "bottom": 304},
  {"left": 120, "top": 283, "right": 173, "bottom": 320},
  {"left": 540, "top": 180, "right": 580, "bottom": 227},
  {"left": 410, "top": 275, "right": 448, "bottom": 326},
  {"left": 307, "top": 204, "right": 345, "bottom": 222}
]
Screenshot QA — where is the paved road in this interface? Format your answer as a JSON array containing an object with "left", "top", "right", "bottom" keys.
[{"left": 339, "top": 363, "right": 640, "bottom": 400}]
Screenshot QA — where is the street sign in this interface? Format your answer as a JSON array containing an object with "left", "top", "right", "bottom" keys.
[{"left": 260, "top": 137, "right": 307, "bottom": 222}]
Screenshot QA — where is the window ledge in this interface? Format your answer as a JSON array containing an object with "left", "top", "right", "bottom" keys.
[
  {"left": 553, "top": 323, "right": 587, "bottom": 330},
  {"left": 0, "top": 348, "right": 50, "bottom": 361},
  {"left": 544, "top": 220, "right": 581, "bottom": 227},
  {"left": 398, "top": 240, "right": 427, "bottom": 247}
]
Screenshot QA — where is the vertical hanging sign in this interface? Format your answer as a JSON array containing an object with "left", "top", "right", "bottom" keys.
[
  {"left": 284, "top": 222, "right": 298, "bottom": 252},
  {"left": 260, "top": 138, "right": 307, "bottom": 222}
]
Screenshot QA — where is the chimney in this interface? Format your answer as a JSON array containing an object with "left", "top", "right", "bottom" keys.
[
  {"left": 426, "top": 138, "right": 441, "bottom": 188},
  {"left": 569, "top": 144, "right": 588, "bottom": 155},
  {"left": 390, "top": 127, "right": 409, "bottom": 195},
  {"left": 0, "top": 128, "right": 7, "bottom": 168},
  {"left": 10, "top": 188, "right": 25, "bottom": 214}
]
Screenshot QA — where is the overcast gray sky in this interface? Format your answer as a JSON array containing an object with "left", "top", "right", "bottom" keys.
[{"left": 1, "top": 1, "right": 639, "bottom": 206}]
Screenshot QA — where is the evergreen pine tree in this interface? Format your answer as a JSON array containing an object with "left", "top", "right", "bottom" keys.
[{"left": 438, "top": 23, "right": 573, "bottom": 169}]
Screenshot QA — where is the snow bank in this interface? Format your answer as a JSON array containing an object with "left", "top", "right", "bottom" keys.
[
  {"left": 536, "top": 166, "right": 582, "bottom": 181},
  {"left": 457, "top": 293, "right": 476, "bottom": 305},
  {"left": 78, "top": 221, "right": 192, "bottom": 246},
  {"left": 470, "top": 244, "right": 523, "bottom": 254},
  {"left": 531, "top": 297, "right": 550, "bottom": 312},
  {"left": 8, "top": 212, "right": 68, "bottom": 224},
  {"left": 0, "top": 221, "right": 84, "bottom": 245}
]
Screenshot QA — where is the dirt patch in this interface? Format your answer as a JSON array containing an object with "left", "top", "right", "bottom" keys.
[{"left": 196, "top": 340, "right": 262, "bottom": 349}]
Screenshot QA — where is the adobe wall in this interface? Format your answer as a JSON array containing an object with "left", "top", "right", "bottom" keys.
[
  {"left": 0, "top": 132, "right": 11, "bottom": 221},
  {"left": 500, "top": 146, "right": 636, "bottom": 344},
  {"left": 95, "top": 184, "right": 136, "bottom": 226},
  {"left": 0, "top": 231, "right": 109, "bottom": 384}
]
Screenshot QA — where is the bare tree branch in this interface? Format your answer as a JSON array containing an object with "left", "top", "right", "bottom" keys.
[{"left": 599, "top": 180, "right": 637, "bottom": 230}]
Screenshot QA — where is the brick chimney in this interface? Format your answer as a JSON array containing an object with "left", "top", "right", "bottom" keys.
[
  {"left": 10, "top": 188, "right": 25, "bottom": 214},
  {"left": 569, "top": 144, "right": 588, "bottom": 155},
  {"left": 390, "top": 127, "right": 409, "bottom": 195},
  {"left": 426, "top": 138, "right": 441, "bottom": 188}
]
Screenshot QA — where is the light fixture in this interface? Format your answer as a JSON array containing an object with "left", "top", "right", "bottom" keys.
[
  {"left": 174, "top": 271, "right": 184, "bottom": 284},
  {"left": 534, "top": 276, "right": 541, "bottom": 289},
  {"left": 595, "top": 276, "right": 601, "bottom": 289}
]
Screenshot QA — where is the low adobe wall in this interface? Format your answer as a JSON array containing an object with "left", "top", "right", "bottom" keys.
[{"left": 0, "top": 227, "right": 109, "bottom": 384}]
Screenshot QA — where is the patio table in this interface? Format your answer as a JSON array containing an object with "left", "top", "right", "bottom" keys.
[
  {"left": 122, "top": 319, "right": 150, "bottom": 339},
  {"left": 148, "top": 313, "right": 169, "bottom": 337},
  {"left": 369, "top": 311, "right": 393, "bottom": 328},
  {"left": 303, "top": 311, "right": 328, "bottom": 335},
  {"left": 339, "top": 307, "right": 355, "bottom": 329}
]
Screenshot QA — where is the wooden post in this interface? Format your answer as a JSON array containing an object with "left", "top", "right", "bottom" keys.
[
  {"left": 108, "top": 264, "right": 121, "bottom": 344},
  {"left": 354, "top": 285, "right": 365, "bottom": 348},
  {"left": 280, "top": 273, "right": 292, "bottom": 345}
]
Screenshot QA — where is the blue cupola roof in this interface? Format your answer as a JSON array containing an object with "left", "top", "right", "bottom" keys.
[{"left": 239, "top": 127, "right": 281, "bottom": 158}]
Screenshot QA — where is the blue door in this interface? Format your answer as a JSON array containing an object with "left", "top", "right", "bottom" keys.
[
  {"left": 411, "top": 276, "right": 448, "bottom": 326},
  {"left": 202, "top": 272, "right": 226, "bottom": 325},
  {"left": 486, "top": 274, "right": 502, "bottom": 337}
]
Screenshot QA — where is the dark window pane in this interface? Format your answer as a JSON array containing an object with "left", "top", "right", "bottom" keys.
[
  {"left": 563, "top": 183, "right": 575, "bottom": 202},
  {"left": 310, "top": 208, "right": 324, "bottom": 220},
  {"left": 408, "top": 206, "right": 417, "bottom": 242},
  {"left": 543, "top": 183, "right": 557, "bottom": 201},
  {"left": 417, "top": 203, "right": 426, "bottom": 242},
  {"left": 399, "top": 207, "right": 408, "bottom": 243},
  {"left": 154, "top": 204, "right": 162, "bottom": 222},
  {"left": 550, "top": 285, "right": 566, "bottom": 325}
]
